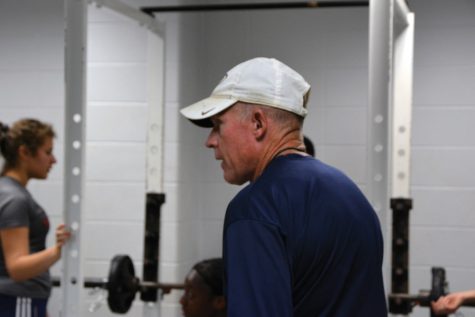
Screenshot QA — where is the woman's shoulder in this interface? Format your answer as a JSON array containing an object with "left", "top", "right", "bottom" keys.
[{"left": 0, "top": 177, "right": 30, "bottom": 203}]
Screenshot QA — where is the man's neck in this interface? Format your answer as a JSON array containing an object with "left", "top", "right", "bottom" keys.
[{"left": 251, "top": 130, "right": 305, "bottom": 182}]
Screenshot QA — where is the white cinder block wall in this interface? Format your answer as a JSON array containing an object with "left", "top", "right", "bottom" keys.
[{"left": 1, "top": 0, "right": 474, "bottom": 317}]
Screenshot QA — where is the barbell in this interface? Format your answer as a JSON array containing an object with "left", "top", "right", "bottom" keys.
[
  {"left": 52, "top": 254, "right": 184, "bottom": 314},
  {"left": 388, "top": 267, "right": 475, "bottom": 316}
]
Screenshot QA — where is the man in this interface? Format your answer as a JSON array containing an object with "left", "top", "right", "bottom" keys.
[{"left": 180, "top": 57, "right": 387, "bottom": 316}]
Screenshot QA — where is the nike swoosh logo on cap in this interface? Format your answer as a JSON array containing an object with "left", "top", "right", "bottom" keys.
[{"left": 201, "top": 107, "right": 215, "bottom": 115}]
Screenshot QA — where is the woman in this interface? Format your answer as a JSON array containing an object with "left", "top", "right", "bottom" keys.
[
  {"left": 180, "top": 258, "right": 226, "bottom": 317},
  {"left": 0, "top": 118, "right": 70, "bottom": 317}
]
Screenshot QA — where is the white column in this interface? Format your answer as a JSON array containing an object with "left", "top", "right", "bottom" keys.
[
  {"left": 367, "top": 0, "right": 392, "bottom": 295},
  {"left": 391, "top": 13, "right": 415, "bottom": 198},
  {"left": 62, "top": 0, "right": 87, "bottom": 316},
  {"left": 142, "top": 29, "right": 166, "bottom": 317},
  {"left": 369, "top": 0, "right": 415, "bottom": 315}
]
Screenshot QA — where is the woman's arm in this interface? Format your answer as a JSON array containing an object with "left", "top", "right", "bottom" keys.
[
  {"left": 1, "top": 224, "right": 70, "bottom": 281},
  {"left": 432, "top": 289, "right": 475, "bottom": 315}
]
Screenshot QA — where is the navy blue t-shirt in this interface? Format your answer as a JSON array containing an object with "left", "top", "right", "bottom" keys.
[{"left": 223, "top": 155, "right": 387, "bottom": 317}]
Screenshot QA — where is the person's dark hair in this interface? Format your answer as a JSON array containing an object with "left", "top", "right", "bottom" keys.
[
  {"left": 0, "top": 122, "right": 9, "bottom": 155},
  {"left": 303, "top": 135, "right": 315, "bottom": 157},
  {"left": 0, "top": 119, "right": 55, "bottom": 173},
  {"left": 192, "top": 258, "right": 224, "bottom": 296}
]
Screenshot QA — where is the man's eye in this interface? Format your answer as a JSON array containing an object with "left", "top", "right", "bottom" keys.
[{"left": 211, "top": 118, "right": 221, "bottom": 128}]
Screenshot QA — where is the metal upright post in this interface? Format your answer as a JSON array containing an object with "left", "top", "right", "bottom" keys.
[
  {"left": 391, "top": 7, "right": 414, "bottom": 200},
  {"left": 62, "top": 0, "right": 87, "bottom": 316},
  {"left": 142, "top": 29, "right": 166, "bottom": 317},
  {"left": 368, "top": 2, "right": 415, "bottom": 316},
  {"left": 368, "top": 0, "right": 392, "bottom": 297},
  {"left": 388, "top": 5, "right": 415, "bottom": 316}
]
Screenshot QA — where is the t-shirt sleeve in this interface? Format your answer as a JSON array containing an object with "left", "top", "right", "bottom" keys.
[
  {"left": 224, "top": 219, "right": 292, "bottom": 317},
  {"left": 0, "top": 196, "right": 30, "bottom": 229}
]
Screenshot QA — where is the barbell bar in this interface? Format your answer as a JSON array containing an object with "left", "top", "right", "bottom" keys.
[
  {"left": 54, "top": 256, "right": 475, "bottom": 315},
  {"left": 388, "top": 267, "right": 475, "bottom": 316},
  {"left": 52, "top": 254, "right": 184, "bottom": 314}
]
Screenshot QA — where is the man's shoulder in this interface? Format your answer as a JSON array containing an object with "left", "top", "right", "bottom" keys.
[
  {"left": 225, "top": 182, "right": 281, "bottom": 228},
  {"left": 266, "top": 155, "right": 345, "bottom": 179}
]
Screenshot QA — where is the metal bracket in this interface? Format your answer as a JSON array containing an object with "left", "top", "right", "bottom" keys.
[
  {"left": 141, "top": 193, "right": 166, "bottom": 302},
  {"left": 91, "top": 0, "right": 164, "bottom": 36},
  {"left": 389, "top": 198, "right": 413, "bottom": 314}
]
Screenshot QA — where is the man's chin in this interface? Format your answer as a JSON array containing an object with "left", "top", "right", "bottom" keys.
[{"left": 223, "top": 174, "right": 246, "bottom": 186}]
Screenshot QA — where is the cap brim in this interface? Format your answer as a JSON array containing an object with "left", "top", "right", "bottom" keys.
[{"left": 180, "top": 96, "right": 237, "bottom": 128}]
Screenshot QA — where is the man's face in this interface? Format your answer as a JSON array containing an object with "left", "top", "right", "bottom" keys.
[
  {"left": 205, "top": 103, "right": 257, "bottom": 185},
  {"left": 180, "top": 270, "right": 217, "bottom": 317}
]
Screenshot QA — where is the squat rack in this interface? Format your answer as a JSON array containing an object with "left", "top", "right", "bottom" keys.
[
  {"left": 63, "top": 1, "right": 164, "bottom": 316},
  {"left": 62, "top": 0, "right": 414, "bottom": 316}
]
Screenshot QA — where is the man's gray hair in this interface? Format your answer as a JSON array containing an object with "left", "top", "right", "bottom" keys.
[{"left": 238, "top": 103, "right": 303, "bottom": 129}]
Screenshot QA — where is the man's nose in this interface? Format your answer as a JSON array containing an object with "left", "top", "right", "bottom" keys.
[{"left": 205, "top": 130, "right": 217, "bottom": 148}]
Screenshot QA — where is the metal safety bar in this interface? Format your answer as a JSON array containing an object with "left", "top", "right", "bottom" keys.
[{"left": 141, "top": 1, "right": 368, "bottom": 15}]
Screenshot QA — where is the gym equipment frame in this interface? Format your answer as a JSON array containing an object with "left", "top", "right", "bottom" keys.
[
  {"left": 61, "top": 0, "right": 427, "bottom": 316},
  {"left": 372, "top": 1, "right": 475, "bottom": 316},
  {"left": 63, "top": 1, "right": 164, "bottom": 316}
]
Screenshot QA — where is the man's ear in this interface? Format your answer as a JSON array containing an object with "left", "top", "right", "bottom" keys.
[
  {"left": 212, "top": 295, "right": 226, "bottom": 311},
  {"left": 251, "top": 108, "right": 267, "bottom": 140}
]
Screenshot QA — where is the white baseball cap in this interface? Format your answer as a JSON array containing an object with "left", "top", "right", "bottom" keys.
[{"left": 180, "top": 57, "right": 311, "bottom": 127}]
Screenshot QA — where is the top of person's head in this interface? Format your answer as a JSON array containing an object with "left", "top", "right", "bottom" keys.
[
  {"left": 190, "top": 258, "right": 224, "bottom": 297},
  {"left": 0, "top": 118, "right": 55, "bottom": 169},
  {"left": 180, "top": 57, "right": 311, "bottom": 127}
]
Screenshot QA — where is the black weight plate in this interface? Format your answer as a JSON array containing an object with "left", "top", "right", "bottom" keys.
[{"left": 107, "top": 254, "right": 139, "bottom": 314}]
